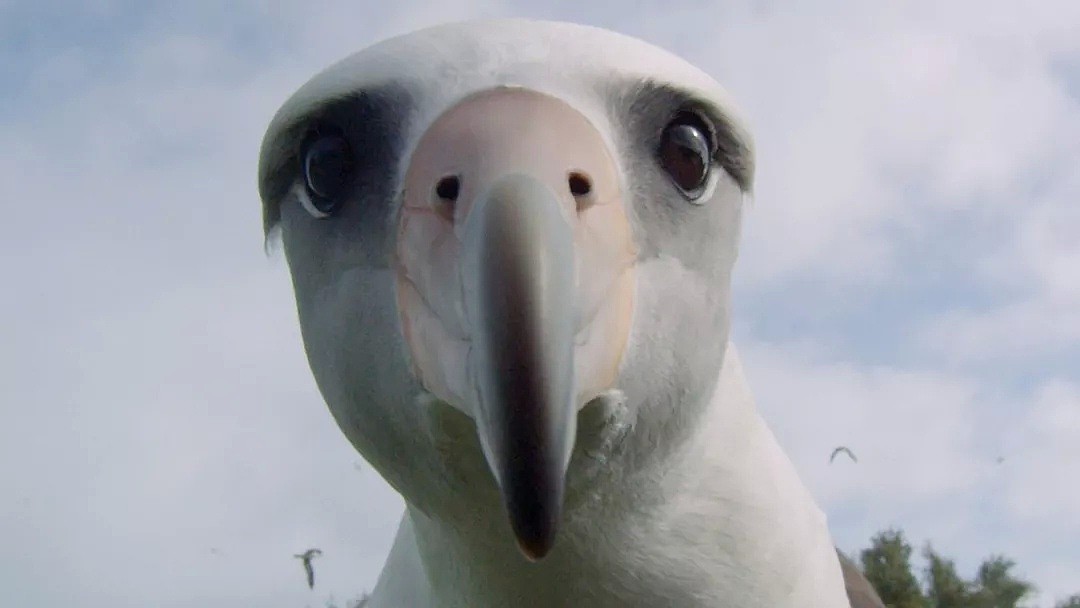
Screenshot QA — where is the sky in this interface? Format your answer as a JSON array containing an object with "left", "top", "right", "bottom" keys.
[{"left": 1, "top": 1, "right": 1078, "bottom": 606}]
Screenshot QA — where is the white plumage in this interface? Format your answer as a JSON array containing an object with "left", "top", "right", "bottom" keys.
[{"left": 258, "top": 18, "right": 880, "bottom": 608}]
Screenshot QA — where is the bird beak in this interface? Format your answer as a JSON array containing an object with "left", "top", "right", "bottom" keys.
[
  {"left": 396, "top": 86, "right": 636, "bottom": 561},
  {"left": 461, "top": 173, "right": 577, "bottom": 560}
]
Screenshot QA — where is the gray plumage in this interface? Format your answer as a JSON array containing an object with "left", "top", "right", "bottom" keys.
[{"left": 838, "top": 550, "right": 887, "bottom": 608}]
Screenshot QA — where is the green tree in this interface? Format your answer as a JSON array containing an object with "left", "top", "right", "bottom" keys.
[
  {"left": 1055, "top": 594, "right": 1080, "bottom": 608},
  {"left": 861, "top": 528, "right": 928, "bottom": 608},
  {"left": 968, "top": 556, "right": 1035, "bottom": 608},
  {"left": 923, "top": 544, "right": 972, "bottom": 608}
]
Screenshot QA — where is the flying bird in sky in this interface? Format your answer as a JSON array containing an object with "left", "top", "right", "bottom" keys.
[
  {"left": 830, "top": 446, "right": 858, "bottom": 464},
  {"left": 294, "top": 548, "right": 322, "bottom": 590}
]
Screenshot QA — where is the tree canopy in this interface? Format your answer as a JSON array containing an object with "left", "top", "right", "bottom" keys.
[{"left": 854, "top": 527, "right": 1070, "bottom": 608}]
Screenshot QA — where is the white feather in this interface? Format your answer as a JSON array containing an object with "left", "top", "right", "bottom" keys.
[{"left": 262, "top": 18, "right": 852, "bottom": 608}]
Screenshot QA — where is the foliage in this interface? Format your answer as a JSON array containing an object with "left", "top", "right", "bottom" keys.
[
  {"left": 967, "top": 556, "right": 1035, "bottom": 608},
  {"left": 852, "top": 528, "right": 1060, "bottom": 608},
  {"left": 860, "top": 528, "right": 928, "bottom": 608},
  {"left": 924, "top": 544, "right": 972, "bottom": 608}
]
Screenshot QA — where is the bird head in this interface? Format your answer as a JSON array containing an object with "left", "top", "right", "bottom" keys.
[{"left": 257, "top": 19, "right": 755, "bottom": 561}]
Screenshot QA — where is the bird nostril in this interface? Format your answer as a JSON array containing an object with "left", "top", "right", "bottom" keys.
[
  {"left": 434, "top": 175, "right": 460, "bottom": 220},
  {"left": 568, "top": 172, "right": 592, "bottom": 197},
  {"left": 568, "top": 171, "right": 593, "bottom": 211},
  {"left": 436, "top": 175, "right": 461, "bottom": 200}
]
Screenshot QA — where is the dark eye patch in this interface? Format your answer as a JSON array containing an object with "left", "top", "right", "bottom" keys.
[{"left": 258, "top": 83, "right": 415, "bottom": 236}]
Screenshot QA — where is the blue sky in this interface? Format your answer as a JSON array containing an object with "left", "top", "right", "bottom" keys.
[{"left": 1, "top": 1, "right": 1078, "bottom": 606}]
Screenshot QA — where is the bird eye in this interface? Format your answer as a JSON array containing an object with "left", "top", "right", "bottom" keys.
[
  {"left": 658, "top": 112, "right": 714, "bottom": 201},
  {"left": 300, "top": 130, "right": 355, "bottom": 218}
]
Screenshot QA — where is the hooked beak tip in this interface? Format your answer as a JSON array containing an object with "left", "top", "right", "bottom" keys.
[
  {"left": 504, "top": 475, "right": 563, "bottom": 561},
  {"left": 517, "top": 538, "right": 554, "bottom": 562}
]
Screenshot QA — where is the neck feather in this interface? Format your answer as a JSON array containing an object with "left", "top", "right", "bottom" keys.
[{"left": 394, "top": 345, "right": 850, "bottom": 607}]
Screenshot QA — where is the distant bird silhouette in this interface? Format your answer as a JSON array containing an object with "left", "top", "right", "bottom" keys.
[
  {"left": 996, "top": 456, "right": 1005, "bottom": 464},
  {"left": 294, "top": 548, "right": 323, "bottom": 589},
  {"left": 830, "top": 446, "right": 858, "bottom": 464}
]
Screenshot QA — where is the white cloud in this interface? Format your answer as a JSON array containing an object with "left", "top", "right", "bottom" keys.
[
  {"left": 740, "top": 339, "right": 986, "bottom": 508},
  {"left": 0, "top": 262, "right": 404, "bottom": 606},
  {"left": 916, "top": 168, "right": 1080, "bottom": 364},
  {"left": 1005, "top": 380, "right": 1080, "bottom": 528},
  {"left": 706, "top": 4, "right": 1080, "bottom": 289}
]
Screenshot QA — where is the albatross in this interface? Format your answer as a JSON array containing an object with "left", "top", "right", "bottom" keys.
[{"left": 257, "top": 18, "right": 885, "bottom": 608}]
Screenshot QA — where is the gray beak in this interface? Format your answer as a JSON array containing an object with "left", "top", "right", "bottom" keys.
[{"left": 462, "top": 173, "right": 578, "bottom": 561}]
